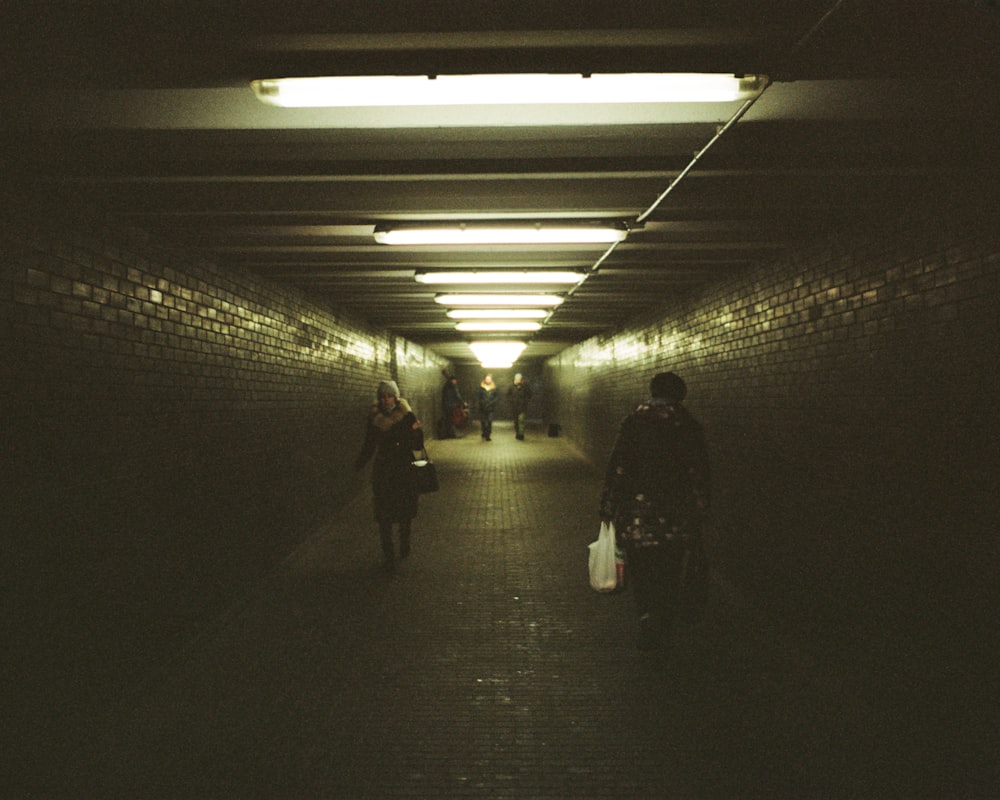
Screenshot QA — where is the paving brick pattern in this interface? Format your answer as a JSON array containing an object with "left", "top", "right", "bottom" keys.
[{"left": 55, "top": 424, "right": 954, "bottom": 798}]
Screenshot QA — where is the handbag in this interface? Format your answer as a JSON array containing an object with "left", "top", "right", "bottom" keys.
[
  {"left": 410, "top": 446, "right": 439, "bottom": 494},
  {"left": 588, "top": 520, "right": 619, "bottom": 592}
]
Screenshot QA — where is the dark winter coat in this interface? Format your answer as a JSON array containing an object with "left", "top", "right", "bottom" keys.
[
  {"left": 442, "top": 380, "right": 464, "bottom": 411},
  {"left": 599, "top": 398, "right": 710, "bottom": 548},
  {"left": 476, "top": 384, "right": 499, "bottom": 414},
  {"left": 355, "top": 398, "right": 425, "bottom": 523},
  {"left": 508, "top": 382, "right": 532, "bottom": 414}
]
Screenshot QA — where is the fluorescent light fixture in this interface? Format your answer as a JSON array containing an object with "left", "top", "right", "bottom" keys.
[
  {"left": 456, "top": 321, "right": 542, "bottom": 332},
  {"left": 447, "top": 309, "right": 547, "bottom": 320},
  {"left": 251, "top": 73, "right": 764, "bottom": 108},
  {"left": 469, "top": 341, "right": 527, "bottom": 369},
  {"left": 416, "top": 271, "right": 583, "bottom": 285},
  {"left": 375, "top": 222, "right": 627, "bottom": 246},
  {"left": 434, "top": 294, "right": 564, "bottom": 307}
]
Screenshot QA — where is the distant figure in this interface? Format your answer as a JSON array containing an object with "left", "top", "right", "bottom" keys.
[
  {"left": 599, "top": 371, "right": 710, "bottom": 651},
  {"left": 354, "top": 380, "right": 425, "bottom": 574},
  {"left": 476, "top": 373, "right": 499, "bottom": 442},
  {"left": 508, "top": 373, "right": 533, "bottom": 440},
  {"left": 440, "top": 371, "right": 467, "bottom": 438}
]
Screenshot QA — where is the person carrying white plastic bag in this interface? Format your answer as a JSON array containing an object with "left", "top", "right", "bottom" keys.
[
  {"left": 597, "top": 371, "right": 711, "bottom": 651},
  {"left": 588, "top": 520, "right": 619, "bottom": 591}
]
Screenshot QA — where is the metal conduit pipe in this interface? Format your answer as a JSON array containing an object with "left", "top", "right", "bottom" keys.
[
  {"left": 633, "top": 84, "right": 770, "bottom": 227},
  {"left": 538, "top": 0, "right": 848, "bottom": 330},
  {"left": 557, "top": 79, "right": 769, "bottom": 311}
]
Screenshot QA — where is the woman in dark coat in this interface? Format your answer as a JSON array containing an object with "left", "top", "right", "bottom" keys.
[
  {"left": 476, "top": 373, "right": 499, "bottom": 441},
  {"left": 354, "top": 379, "right": 424, "bottom": 572}
]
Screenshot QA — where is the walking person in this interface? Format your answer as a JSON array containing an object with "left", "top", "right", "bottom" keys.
[
  {"left": 599, "top": 371, "right": 711, "bottom": 651},
  {"left": 354, "top": 379, "right": 425, "bottom": 574},
  {"left": 508, "top": 373, "right": 533, "bottom": 440},
  {"left": 476, "top": 373, "right": 499, "bottom": 441}
]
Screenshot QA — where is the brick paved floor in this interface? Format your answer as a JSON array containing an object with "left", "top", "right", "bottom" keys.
[{"left": 23, "top": 422, "right": 979, "bottom": 798}]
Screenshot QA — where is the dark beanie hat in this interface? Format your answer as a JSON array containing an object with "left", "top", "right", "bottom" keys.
[{"left": 650, "top": 371, "right": 686, "bottom": 401}]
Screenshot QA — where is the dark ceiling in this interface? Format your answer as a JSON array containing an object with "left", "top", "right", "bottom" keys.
[{"left": 2, "top": 0, "right": 998, "bottom": 363}]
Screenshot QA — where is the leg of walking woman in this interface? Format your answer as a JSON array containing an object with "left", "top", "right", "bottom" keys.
[
  {"left": 399, "top": 521, "right": 411, "bottom": 558},
  {"left": 378, "top": 520, "right": 395, "bottom": 572}
]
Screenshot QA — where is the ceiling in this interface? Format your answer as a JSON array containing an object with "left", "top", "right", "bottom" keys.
[{"left": 2, "top": 1, "right": 998, "bottom": 364}]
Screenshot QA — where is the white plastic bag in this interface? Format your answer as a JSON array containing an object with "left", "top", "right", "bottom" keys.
[{"left": 588, "top": 521, "right": 619, "bottom": 592}]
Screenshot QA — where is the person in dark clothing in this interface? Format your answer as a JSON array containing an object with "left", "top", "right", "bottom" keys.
[
  {"left": 599, "top": 371, "right": 710, "bottom": 651},
  {"left": 476, "top": 373, "right": 499, "bottom": 441},
  {"left": 507, "top": 373, "right": 533, "bottom": 440},
  {"left": 440, "top": 372, "right": 467, "bottom": 438},
  {"left": 355, "top": 379, "right": 425, "bottom": 573}
]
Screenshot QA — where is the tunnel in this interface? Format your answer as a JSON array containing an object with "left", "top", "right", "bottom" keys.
[{"left": 2, "top": 2, "right": 999, "bottom": 797}]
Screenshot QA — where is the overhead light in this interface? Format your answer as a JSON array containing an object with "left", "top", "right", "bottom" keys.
[
  {"left": 469, "top": 341, "right": 527, "bottom": 369},
  {"left": 434, "top": 294, "right": 564, "bottom": 307},
  {"left": 416, "top": 271, "right": 583, "bottom": 285},
  {"left": 250, "top": 73, "right": 764, "bottom": 108},
  {"left": 456, "top": 321, "right": 542, "bottom": 332},
  {"left": 447, "top": 309, "right": 547, "bottom": 320},
  {"left": 375, "top": 222, "right": 628, "bottom": 246}
]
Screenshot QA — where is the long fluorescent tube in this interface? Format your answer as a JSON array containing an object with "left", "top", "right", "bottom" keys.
[
  {"left": 434, "top": 294, "right": 564, "bottom": 307},
  {"left": 376, "top": 223, "right": 627, "bottom": 246},
  {"left": 251, "top": 73, "right": 764, "bottom": 108},
  {"left": 456, "top": 321, "right": 542, "bottom": 332},
  {"left": 447, "top": 309, "right": 547, "bottom": 319},
  {"left": 416, "top": 271, "right": 583, "bottom": 285}
]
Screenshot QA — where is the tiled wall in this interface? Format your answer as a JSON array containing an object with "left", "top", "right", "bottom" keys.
[
  {"left": 1, "top": 210, "right": 447, "bottom": 704},
  {"left": 3, "top": 194, "right": 997, "bottom": 716},
  {"left": 545, "top": 197, "right": 999, "bottom": 674}
]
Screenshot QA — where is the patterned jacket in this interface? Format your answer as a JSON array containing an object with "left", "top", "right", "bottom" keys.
[{"left": 599, "top": 398, "right": 710, "bottom": 547}]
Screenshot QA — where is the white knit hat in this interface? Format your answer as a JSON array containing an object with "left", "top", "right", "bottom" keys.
[{"left": 377, "top": 380, "right": 400, "bottom": 398}]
